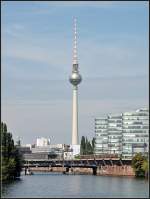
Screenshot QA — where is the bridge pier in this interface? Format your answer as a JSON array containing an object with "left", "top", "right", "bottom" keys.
[
  {"left": 25, "top": 167, "right": 27, "bottom": 175},
  {"left": 92, "top": 167, "right": 97, "bottom": 175},
  {"left": 66, "top": 167, "right": 69, "bottom": 172},
  {"left": 63, "top": 167, "right": 69, "bottom": 174}
]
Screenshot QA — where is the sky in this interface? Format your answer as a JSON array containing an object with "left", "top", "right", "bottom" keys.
[{"left": 1, "top": 1, "right": 149, "bottom": 145}]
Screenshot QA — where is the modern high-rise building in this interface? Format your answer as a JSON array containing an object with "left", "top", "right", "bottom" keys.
[
  {"left": 94, "top": 108, "right": 149, "bottom": 157},
  {"left": 69, "top": 18, "right": 82, "bottom": 145},
  {"left": 122, "top": 108, "right": 149, "bottom": 158}
]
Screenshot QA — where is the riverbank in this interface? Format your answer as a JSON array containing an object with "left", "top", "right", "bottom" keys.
[{"left": 26, "top": 165, "right": 135, "bottom": 176}]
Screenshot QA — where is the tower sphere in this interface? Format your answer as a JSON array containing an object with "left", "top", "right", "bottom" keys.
[{"left": 69, "top": 72, "right": 82, "bottom": 86}]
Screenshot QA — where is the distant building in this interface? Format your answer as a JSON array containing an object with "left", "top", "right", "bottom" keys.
[
  {"left": 24, "top": 153, "right": 49, "bottom": 160},
  {"left": 95, "top": 108, "right": 149, "bottom": 157},
  {"left": 32, "top": 144, "right": 64, "bottom": 153},
  {"left": 64, "top": 152, "right": 73, "bottom": 160},
  {"left": 70, "top": 145, "right": 80, "bottom": 157},
  {"left": 23, "top": 141, "right": 80, "bottom": 160},
  {"left": 36, "top": 137, "right": 50, "bottom": 147},
  {"left": 29, "top": 144, "right": 64, "bottom": 159},
  {"left": 63, "top": 145, "right": 73, "bottom": 160},
  {"left": 17, "top": 146, "right": 31, "bottom": 154},
  {"left": 25, "top": 144, "right": 32, "bottom": 150},
  {"left": 63, "top": 145, "right": 80, "bottom": 160}
]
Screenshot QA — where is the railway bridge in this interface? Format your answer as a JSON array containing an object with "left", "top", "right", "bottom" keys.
[{"left": 23, "top": 158, "right": 133, "bottom": 176}]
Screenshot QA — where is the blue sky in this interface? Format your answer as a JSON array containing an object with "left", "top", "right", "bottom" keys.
[{"left": 1, "top": 1, "right": 149, "bottom": 145}]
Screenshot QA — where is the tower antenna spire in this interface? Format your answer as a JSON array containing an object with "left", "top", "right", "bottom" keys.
[{"left": 73, "top": 17, "right": 78, "bottom": 65}]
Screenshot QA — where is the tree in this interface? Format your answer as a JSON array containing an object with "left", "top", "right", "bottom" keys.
[
  {"left": 87, "top": 141, "right": 93, "bottom": 154},
  {"left": 13, "top": 148, "right": 23, "bottom": 178},
  {"left": 85, "top": 137, "right": 88, "bottom": 154},
  {"left": 1, "top": 122, "right": 23, "bottom": 181},
  {"left": 80, "top": 136, "right": 95, "bottom": 155},
  {"left": 131, "top": 153, "right": 148, "bottom": 177},
  {"left": 92, "top": 137, "right": 96, "bottom": 153},
  {"left": 142, "top": 159, "right": 148, "bottom": 178},
  {"left": 80, "top": 136, "right": 86, "bottom": 155}
]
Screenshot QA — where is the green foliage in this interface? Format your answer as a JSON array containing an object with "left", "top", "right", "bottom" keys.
[
  {"left": 142, "top": 160, "right": 148, "bottom": 171},
  {"left": 141, "top": 159, "right": 148, "bottom": 178},
  {"left": 92, "top": 137, "right": 96, "bottom": 152},
  {"left": 80, "top": 136, "right": 86, "bottom": 155},
  {"left": 80, "top": 136, "right": 95, "bottom": 155},
  {"left": 131, "top": 153, "right": 148, "bottom": 178},
  {"left": 1, "top": 122, "right": 22, "bottom": 182},
  {"left": 74, "top": 155, "right": 80, "bottom": 159}
]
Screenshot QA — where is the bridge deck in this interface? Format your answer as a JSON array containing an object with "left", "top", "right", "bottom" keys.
[{"left": 23, "top": 158, "right": 132, "bottom": 168}]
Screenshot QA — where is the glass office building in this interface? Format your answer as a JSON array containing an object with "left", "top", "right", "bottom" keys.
[
  {"left": 122, "top": 108, "right": 149, "bottom": 158},
  {"left": 95, "top": 108, "right": 149, "bottom": 157}
]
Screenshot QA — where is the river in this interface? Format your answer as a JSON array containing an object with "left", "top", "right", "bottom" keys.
[{"left": 2, "top": 172, "right": 149, "bottom": 198}]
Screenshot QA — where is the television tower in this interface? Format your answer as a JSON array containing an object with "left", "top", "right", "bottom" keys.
[{"left": 69, "top": 18, "right": 82, "bottom": 145}]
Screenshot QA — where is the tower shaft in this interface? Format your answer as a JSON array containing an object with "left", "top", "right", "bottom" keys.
[{"left": 72, "top": 85, "right": 78, "bottom": 145}]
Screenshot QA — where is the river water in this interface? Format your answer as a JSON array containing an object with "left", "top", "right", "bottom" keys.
[{"left": 2, "top": 172, "right": 149, "bottom": 198}]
